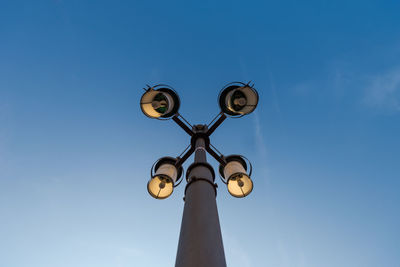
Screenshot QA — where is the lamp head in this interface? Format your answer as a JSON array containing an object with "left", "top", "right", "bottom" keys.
[
  {"left": 147, "top": 157, "right": 183, "bottom": 199},
  {"left": 219, "top": 155, "right": 253, "bottom": 198},
  {"left": 140, "top": 85, "right": 180, "bottom": 119},
  {"left": 218, "top": 82, "right": 259, "bottom": 117}
]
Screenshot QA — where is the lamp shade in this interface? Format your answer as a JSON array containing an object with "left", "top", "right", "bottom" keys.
[
  {"left": 219, "top": 83, "right": 259, "bottom": 117},
  {"left": 147, "top": 157, "right": 183, "bottom": 199},
  {"left": 140, "top": 86, "right": 180, "bottom": 119},
  {"left": 219, "top": 155, "right": 253, "bottom": 198}
]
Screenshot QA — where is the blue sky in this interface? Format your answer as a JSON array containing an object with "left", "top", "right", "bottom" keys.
[{"left": 1, "top": 0, "right": 400, "bottom": 266}]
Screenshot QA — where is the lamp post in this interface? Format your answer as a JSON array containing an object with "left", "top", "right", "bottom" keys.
[{"left": 140, "top": 82, "right": 259, "bottom": 267}]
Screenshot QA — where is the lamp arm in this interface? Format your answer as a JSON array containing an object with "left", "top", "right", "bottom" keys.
[
  {"left": 172, "top": 114, "right": 194, "bottom": 136},
  {"left": 175, "top": 146, "right": 195, "bottom": 168},
  {"left": 205, "top": 145, "right": 226, "bottom": 166},
  {"left": 206, "top": 113, "right": 227, "bottom": 136}
]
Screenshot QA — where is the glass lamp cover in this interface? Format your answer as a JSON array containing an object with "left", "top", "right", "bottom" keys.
[
  {"left": 155, "top": 163, "right": 178, "bottom": 183},
  {"left": 147, "top": 175, "right": 174, "bottom": 199},
  {"left": 223, "top": 161, "right": 246, "bottom": 179},
  {"left": 225, "top": 86, "right": 258, "bottom": 115},
  {"left": 227, "top": 174, "right": 253, "bottom": 198},
  {"left": 140, "top": 89, "right": 174, "bottom": 118}
]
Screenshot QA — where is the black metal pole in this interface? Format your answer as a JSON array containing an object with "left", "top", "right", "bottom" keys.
[{"left": 175, "top": 132, "right": 227, "bottom": 267}]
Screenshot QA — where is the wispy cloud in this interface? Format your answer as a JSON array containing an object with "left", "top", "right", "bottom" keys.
[
  {"left": 253, "top": 111, "right": 267, "bottom": 159},
  {"left": 252, "top": 71, "right": 280, "bottom": 161},
  {"left": 290, "top": 61, "right": 400, "bottom": 114},
  {"left": 363, "top": 68, "right": 400, "bottom": 111}
]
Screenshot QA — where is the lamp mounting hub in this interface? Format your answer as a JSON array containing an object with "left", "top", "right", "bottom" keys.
[{"left": 193, "top": 124, "right": 208, "bottom": 133}]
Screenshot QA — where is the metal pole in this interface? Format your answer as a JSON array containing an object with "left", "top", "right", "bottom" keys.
[{"left": 175, "top": 134, "right": 227, "bottom": 267}]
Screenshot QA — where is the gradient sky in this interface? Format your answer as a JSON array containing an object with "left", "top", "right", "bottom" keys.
[{"left": 1, "top": 1, "right": 400, "bottom": 266}]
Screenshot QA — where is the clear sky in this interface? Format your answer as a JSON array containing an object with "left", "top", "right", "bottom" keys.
[{"left": 1, "top": 1, "right": 400, "bottom": 266}]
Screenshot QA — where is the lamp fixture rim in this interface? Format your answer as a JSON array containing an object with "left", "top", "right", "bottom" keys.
[
  {"left": 140, "top": 84, "right": 181, "bottom": 120},
  {"left": 218, "top": 82, "right": 259, "bottom": 118}
]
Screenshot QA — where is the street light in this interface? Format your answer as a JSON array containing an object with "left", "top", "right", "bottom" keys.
[
  {"left": 219, "top": 155, "right": 253, "bottom": 198},
  {"left": 140, "top": 82, "right": 259, "bottom": 267},
  {"left": 147, "top": 157, "right": 183, "bottom": 199}
]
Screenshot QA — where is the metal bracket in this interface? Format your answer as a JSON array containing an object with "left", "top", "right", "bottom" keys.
[
  {"left": 175, "top": 146, "right": 195, "bottom": 168},
  {"left": 173, "top": 114, "right": 228, "bottom": 168},
  {"left": 206, "top": 113, "right": 227, "bottom": 136},
  {"left": 173, "top": 115, "right": 194, "bottom": 136}
]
